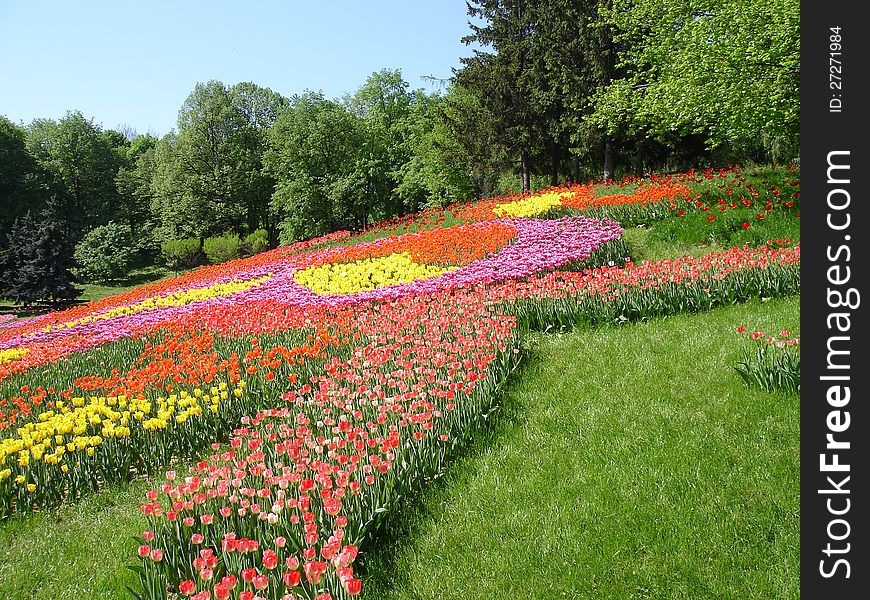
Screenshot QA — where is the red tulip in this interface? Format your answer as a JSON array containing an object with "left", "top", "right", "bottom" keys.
[
  {"left": 252, "top": 574, "right": 269, "bottom": 591},
  {"left": 241, "top": 568, "right": 257, "bottom": 584},
  {"left": 178, "top": 580, "right": 196, "bottom": 596},
  {"left": 344, "top": 578, "right": 363, "bottom": 596},
  {"left": 213, "top": 583, "right": 230, "bottom": 600},
  {"left": 283, "top": 570, "right": 301, "bottom": 587},
  {"left": 262, "top": 549, "right": 278, "bottom": 570}
]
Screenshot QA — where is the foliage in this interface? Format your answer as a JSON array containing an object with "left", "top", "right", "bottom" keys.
[
  {"left": 396, "top": 89, "right": 490, "bottom": 204},
  {"left": 150, "top": 81, "right": 287, "bottom": 243},
  {"left": 25, "top": 111, "right": 123, "bottom": 237},
  {"left": 203, "top": 233, "right": 243, "bottom": 265},
  {"left": 0, "top": 204, "right": 81, "bottom": 306},
  {"left": 72, "top": 222, "right": 137, "bottom": 284},
  {"left": 456, "top": 0, "right": 624, "bottom": 187},
  {"left": 265, "top": 91, "right": 368, "bottom": 243},
  {"left": 346, "top": 69, "right": 421, "bottom": 216},
  {"left": 244, "top": 229, "right": 269, "bottom": 255},
  {"left": 114, "top": 134, "right": 160, "bottom": 263},
  {"left": 0, "top": 117, "right": 44, "bottom": 242},
  {"left": 592, "top": 0, "right": 800, "bottom": 154},
  {"left": 457, "top": 0, "right": 543, "bottom": 191},
  {"left": 160, "top": 238, "right": 201, "bottom": 274}
]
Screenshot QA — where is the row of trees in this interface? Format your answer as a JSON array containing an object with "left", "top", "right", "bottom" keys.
[
  {"left": 457, "top": 0, "right": 799, "bottom": 189},
  {"left": 1, "top": 0, "right": 798, "bottom": 305}
]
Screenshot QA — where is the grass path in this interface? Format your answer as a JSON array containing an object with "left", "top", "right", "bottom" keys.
[{"left": 362, "top": 296, "right": 800, "bottom": 600}]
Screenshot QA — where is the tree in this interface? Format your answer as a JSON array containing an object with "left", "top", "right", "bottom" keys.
[
  {"left": 265, "top": 92, "right": 367, "bottom": 243},
  {"left": 115, "top": 134, "right": 160, "bottom": 263},
  {"left": 151, "top": 81, "right": 288, "bottom": 246},
  {"left": 150, "top": 132, "right": 209, "bottom": 243},
  {"left": 172, "top": 80, "right": 250, "bottom": 237},
  {"left": 454, "top": 1, "right": 636, "bottom": 184},
  {"left": 73, "top": 221, "right": 136, "bottom": 283},
  {"left": 456, "top": 0, "right": 544, "bottom": 191},
  {"left": 0, "top": 117, "right": 44, "bottom": 242},
  {"left": 25, "top": 111, "right": 123, "bottom": 236},
  {"left": 347, "top": 69, "right": 416, "bottom": 216},
  {"left": 592, "top": 0, "right": 800, "bottom": 156},
  {"left": 397, "top": 88, "right": 492, "bottom": 204},
  {"left": 228, "top": 82, "right": 288, "bottom": 240},
  {"left": 528, "top": 0, "right": 622, "bottom": 181},
  {"left": 0, "top": 203, "right": 81, "bottom": 306}
]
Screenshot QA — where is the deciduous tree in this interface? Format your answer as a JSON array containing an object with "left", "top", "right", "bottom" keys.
[{"left": 592, "top": 0, "right": 800, "bottom": 156}]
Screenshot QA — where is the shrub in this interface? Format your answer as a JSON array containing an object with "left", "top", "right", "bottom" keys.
[
  {"left": 203, "top": 233, "right": 242, "bottom": 264},
  {"left": 73, "top": 222, "right": 136, "bottom": 284},
  {"left": 244, "top": 229, "right": 269, "bottom": 255},
  {"left": 160, "top": 238, "right": 201, "bottom": 274}
]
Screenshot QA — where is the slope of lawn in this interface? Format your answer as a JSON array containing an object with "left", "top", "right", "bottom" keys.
[
  {"left": 0, "top": 297, "right": 798, "bottom": 599},
  {"left": 0, "top": 163, "right": 800, "bottom": 599},
  {"left": 363, "top": 296, "right": 799, "bottom": 600},
  {"left": 0, "top": 479, "right": 148, "bottom": 599}
]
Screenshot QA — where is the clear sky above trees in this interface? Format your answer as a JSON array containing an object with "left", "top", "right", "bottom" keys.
[{"left": 0, "top": 1, "right": 477, "bottom": 136}]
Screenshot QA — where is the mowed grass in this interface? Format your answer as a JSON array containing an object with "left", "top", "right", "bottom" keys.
[
  {"left": 0, "top": 478, "right": 150, "bottom": 599},
  {"left": 362, "top": 295, "right": 799, "bottom": 600}
]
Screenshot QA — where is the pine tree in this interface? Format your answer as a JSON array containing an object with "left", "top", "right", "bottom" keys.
[
  {"left": 0, "top": 203, "right": 82, "bottom": 307},
  {"left": 457, "top": 0, "right": 542, "bottom": 191},
  {"left": 0, "top": 214, "right": 32, "bottom": 302}
]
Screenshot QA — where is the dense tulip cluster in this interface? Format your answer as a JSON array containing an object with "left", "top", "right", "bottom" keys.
[{"left": 350, "top": 163, "right": 797, "bottom": 241}]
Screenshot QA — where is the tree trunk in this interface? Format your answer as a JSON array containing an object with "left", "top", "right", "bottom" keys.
[
  {"left": 521, "top": 148, "right": 531, "bottom": 192},
  {"left": 550, "top": 142, "right": 560, "bottom": 187},
  {"left": 603, "top": 138, "right": 615, "bottom": 182},
  {"left": 633, "top": 147, "right": 644, "bottom": 178},
  {"left": 572, "top": 155, "right": 580, "bottom": 184}
]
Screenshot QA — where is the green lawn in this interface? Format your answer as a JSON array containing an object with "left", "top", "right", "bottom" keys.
[
  {"left": 0, "top": 478, "right": 150, "bottom": 599},
  {"left": 362, "top": 296, "right": 800, "bottom": 600}
]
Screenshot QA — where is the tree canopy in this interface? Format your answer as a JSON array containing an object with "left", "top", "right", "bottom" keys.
[{"left": 591, "top": 0, "right": 800, "bottom": 155}]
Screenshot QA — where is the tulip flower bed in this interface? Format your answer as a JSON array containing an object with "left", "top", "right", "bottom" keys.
[
  {"left": 500, "top": 241, "right": 801, "bottom": 332},
  {"left": 0, "top": 165, "right": 801, "bottom": 600},
  {"left": 350, "top": 163, "right": 799, "bottom": 244},
  {"left": 0, "top": 216, "right": 622, "bottom": 519},
  {"left": 733, "top": 327, "right": 801, "bottom": 394},
  {"left": 126, "top": 239, "right": 800, "bottom": 600},
  {"left": 0, "top": 230, "right": 354, "bottom": 384}
]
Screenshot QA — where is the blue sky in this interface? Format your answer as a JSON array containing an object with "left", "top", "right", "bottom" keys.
[{"left": 0, "top": 0, "right": 478, "bottom": 137}]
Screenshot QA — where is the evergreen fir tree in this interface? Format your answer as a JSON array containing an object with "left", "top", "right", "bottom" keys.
[{"left": 0, "top": 202, "right": 82, "bottom": 307}]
